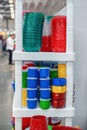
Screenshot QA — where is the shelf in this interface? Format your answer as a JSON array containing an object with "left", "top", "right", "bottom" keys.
[
  {"left": 13, "top": 51, "right": 75, "bottom": 61},
  {"left": 13, "top": 97, "right": 75, "bottom": 118}
]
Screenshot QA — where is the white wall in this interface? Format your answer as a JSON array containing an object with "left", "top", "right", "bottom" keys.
[{"left": 73, "top": 0, "right": 87, "bottom": 129}]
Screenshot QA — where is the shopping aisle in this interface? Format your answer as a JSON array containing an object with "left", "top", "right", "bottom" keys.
[{"left": 0, "top": 54, "right": 14, "bottom": 130}]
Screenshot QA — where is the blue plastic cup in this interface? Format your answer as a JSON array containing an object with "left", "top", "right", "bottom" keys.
[
  {"left": 40, "top": 88, "right": 51, "bottom": 99},
  {"left": 40, "top": 78, "right": 50, "bottom": 88},
  {"left": 52, "top": 78, "right": 66, "bottom": 86},
  {"left": 27, "top": 98, "right": 37, "bottom": 109},
  {"left": 39, "top": 67, "right": 50, "bottom": 78},
  {"left": 28, "top": 67, "right": 38, "bottom": 77},
  {"left": 27, "top": 88, "right": 37, "bottom": 98},
  {"left": 27, "top": 77, "right": 38, "bottom": 88}
]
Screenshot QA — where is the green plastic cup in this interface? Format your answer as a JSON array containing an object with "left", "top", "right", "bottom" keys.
[
  {"left": 22, "top": 71, "right": 27, "bottom": 88},
  {"left": 40, "top": 99, "right": 50, "bottom": 109},
  {"left": 48, "top": 125, "right": 52, "bottom": 130},
  {"left": 50, "top": 69, "right": 58, "bottom": 78}
]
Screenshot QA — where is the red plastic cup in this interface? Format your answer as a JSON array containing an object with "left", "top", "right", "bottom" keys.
[
  {"left": 30, "top": 115, "right": 48, "bottom": 130},
  {"left": 41, "top": 36, "right": 51, "bottom": 52},
  {"left": 51, "top": 16, "right": 66, "bottom": 52},
  {"left": 53, "top": 126, "right": 82, "bottom": 130},
  {"left": 22, "top": 117, "right": 31, "bottom": 130},
  {"left": 52, "top": 92, "right": 66, "bottom": 100}
]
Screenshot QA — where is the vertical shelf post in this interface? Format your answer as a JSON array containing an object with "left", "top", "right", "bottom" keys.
[
  {"left": 65, "top": 0, "right": 74, "bottom": 126},
  {"left": 14, "top": 0, "right": 23, "bottom": 129}
]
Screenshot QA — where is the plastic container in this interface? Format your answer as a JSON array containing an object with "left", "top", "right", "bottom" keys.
[
  {"left": 52, "top": 99, "right": 66, "bottom": 108},
  {"left": 52, "top": 92, "right": 66, "bottom": 100},
  {"left": 27, "top": 77, "right": 38, "bottom": 88},
  {"left": 23, "top": 12, "right": 44, "bottom": 52},
  {"left": 30, "top": 115, "right": 48, "bottom": 130},
  {"left": 27, "top": 98, "right": 37, "bottom": 109},
  {"left": 52, "top": 86, "right": 66, "bottom": 93},
  {"left": 52, "top": 126, "right": 82, "bottom": 130},
  {"left": 40, "top": 88, "right": 51, "bottom": 99},
  {"left": 22, "top": 89, "right": 27, "bottom": 107},
  {"left": 22, "top": 117, "right": 31, "bottom": 130},
  {"left": 58, "top": 64, "right": 66, "bottom": 78},
  {"left": 51, "top": 16, "right": 66, "bottom": 52},
  {"left": 40, "top": 99, "right": 50, "bottom": 109},
  {"left": 50, "top": 69, "right": 58, "bottom": 79},
  {"left": 48, "top": 125, "right": 52, "bottom": 130},
  {"left": 39, "top": 67, "right": 50, "bottom": 78},
  {"left": 27, "top": 88, "right": 37, "bottom": 99},
  {"left": 28, "top": 67, "right": 38, "bottom": 78},
  {"left": 52, "top": 78, "right": 66, "bottom": 86},
  {"left": 24, "top": 62, "right": 35, "bottom": 67},
  {"left": 41, "top": 36, "right": 51, "bottom": 52},
  {"left": 22, "top": 65, "right": 28, "bottom": 88},
  {"left": 40, "top": 78, "right": 50, "bottom": 88}
]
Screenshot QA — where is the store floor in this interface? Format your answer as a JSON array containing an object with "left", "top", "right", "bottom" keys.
[{"left": 0, "top": 53, "right": 14, "bottom": 130}]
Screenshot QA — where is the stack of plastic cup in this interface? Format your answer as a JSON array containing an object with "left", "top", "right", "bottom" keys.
[
  {"left": 58, "top": 64, "right": 66, "bottom": 78},
  {"left": 27, "top": 67, "right": 38, "bottom": 109},
  {"left": 51, "top": 78, "right": 66, "bottom": 108},
  {"left": 39, "top": 67, "right": 51, "bottom": 109},
  {"left": 22, "top": 64, "right": 28, "bottom": 107},
  {"left": 41, "top": 16, "right": 53, "bottom": 52},
  {"left": 51, "top": 16, "right": 66, "bottom": 52},
  {"left": 23, "top": 12, "right": 44, "bottom": 52}
]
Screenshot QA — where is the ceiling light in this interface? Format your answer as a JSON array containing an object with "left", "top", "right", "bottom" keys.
[
  {"left": 9, "top": 4, "right": 14, "bottom": 8},
  {"left": 9, "top": 0, "right": 13, "bottom": 4}
]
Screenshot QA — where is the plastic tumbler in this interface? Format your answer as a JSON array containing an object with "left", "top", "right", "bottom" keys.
[
  {"left": 27, "top": 77, "right": 38, "bottom": 88},
  {"left": 28, "top": 67, "right": 38, "bottom": 78},
  {"left": 40, "top": 78, "right": 50, "bottom": 88},
  {"left": 39, "top": 67, "right": 50, "bottom": 78},
  {"left": 30, "top": 115, "right": 48, "bottom": 130}
]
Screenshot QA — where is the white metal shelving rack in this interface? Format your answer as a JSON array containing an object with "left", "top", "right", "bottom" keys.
[{"left": 13, "top": 0, "right": 75, "bottom": 129}]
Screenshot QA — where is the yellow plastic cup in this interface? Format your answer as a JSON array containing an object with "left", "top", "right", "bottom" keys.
[
  {"left": 58, "top": 64, "right": 66, "bottom": 69},
  {"left": 58, "top": 71, "right": 66, "bottom": 78},
  {"left": 52, "top": 86, "right": 67, "bottom": 93},
  {"left": 22, "top": 89, "right": 27, "bottom": 106},
  {"left": 58, "top": 64, "right": 66, "bottom": 78}
]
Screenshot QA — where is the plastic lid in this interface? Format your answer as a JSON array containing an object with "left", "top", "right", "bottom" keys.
[{"left": 22, "top": 65, "right": 28, "bottom": 70}]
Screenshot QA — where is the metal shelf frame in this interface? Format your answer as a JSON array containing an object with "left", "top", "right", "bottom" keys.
[{"left": 13, "top": 0, "right": 74, "bottom": 129}]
